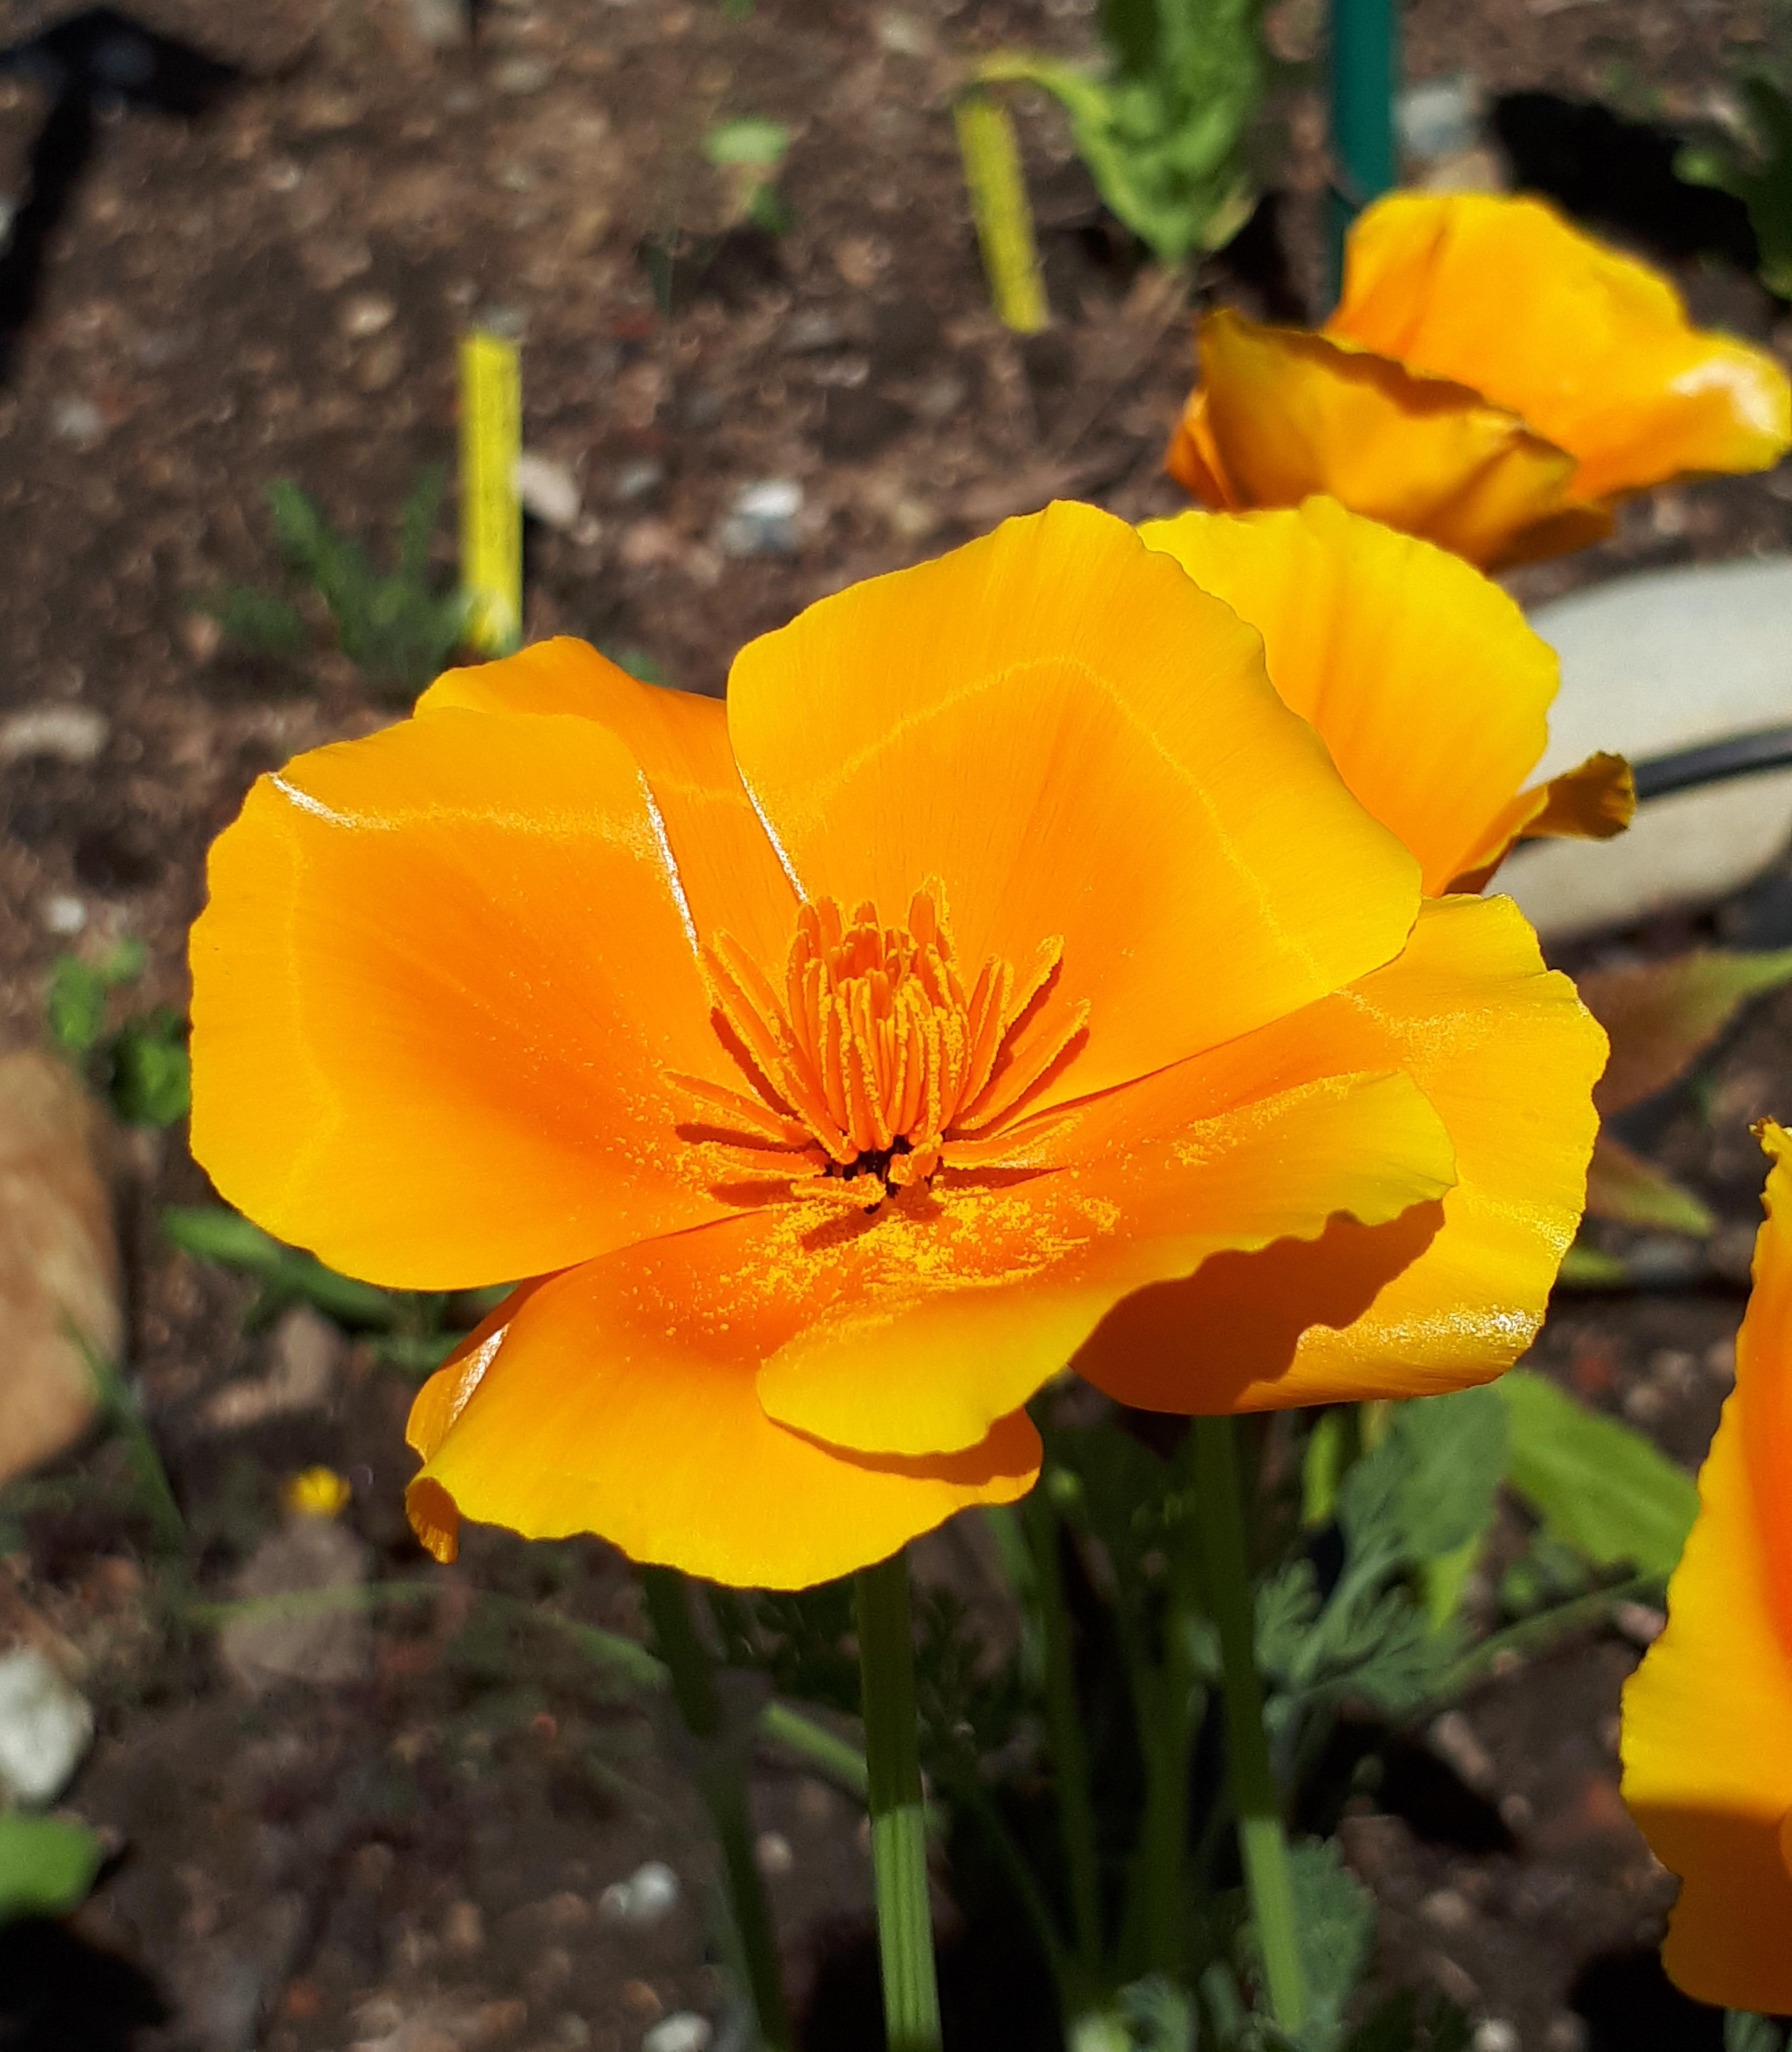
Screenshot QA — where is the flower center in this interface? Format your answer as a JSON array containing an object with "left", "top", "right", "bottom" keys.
[{"left": 675, "top": 879, "right": 1087, "bottom": 1203}]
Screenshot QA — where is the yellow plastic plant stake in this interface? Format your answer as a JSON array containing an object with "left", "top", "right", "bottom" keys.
[
  {"left": 459, "top": 330, "right": 522, "bottom": 654},
  {"left": 953, "top": 91, "right": 1049, "bottom": 335}
]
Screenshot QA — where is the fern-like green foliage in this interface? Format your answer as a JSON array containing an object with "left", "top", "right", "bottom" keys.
[
  {"left": 975, "top": 0, "right": 1267, "bottom": 266},
  {"left": 46, "top": 940, "right": 190, "bottom": 1129},
  {"left": 203, "top": 468, "right": 473, "bottom": 698},
  {"left": 1677, "top": 76, "right": 1792, "bottom": 300}
]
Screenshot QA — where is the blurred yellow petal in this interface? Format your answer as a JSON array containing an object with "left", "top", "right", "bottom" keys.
[
  {"left": 1167, "top": 308, "right": 1607, "bottom": 568},
  {"left": 1623, "top": 1119, "right": 1792, "bottom": 2012},
  {"left": 405, "top": 1224, "right": 1041, "bottom": 1589},
  {"left": 190, "top": 708, "right": 743, "bottom": 1290},
  {"left": 1141, "top": 498, "right": 1562, "bottom": 893},
  {"left": 420, "top": 639, "right": 797, "bottom": 967},
  {"left": 1075, "top": 895, "right": 1603, "bottom": 1410},
  {"left": 726, "top": 500, "right": 1421, "bottom": 1103},
  {"left": 1335, "top": 192, "right": 1792, "bottom": 502}
]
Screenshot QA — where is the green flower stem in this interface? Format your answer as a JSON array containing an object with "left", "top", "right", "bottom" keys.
[
  {"left": 640, "top": 1567, "right": 794, "bottom": 2052},
  {"left": 1135, "top": 1525, "right": 1202, "bottom": 1980},
  {"left": 1191, "top": 1417, "right": 1308, "bottom": 2033},
  {"left": 1327, "top": 0, "right": 1399, "bottom": 299},
  {"left": 854, "top": 1550, "right": 944, "bottom": 2052},
  {"left": 1022, "top": 1489, "right": 1104, "bottom": 1977}
]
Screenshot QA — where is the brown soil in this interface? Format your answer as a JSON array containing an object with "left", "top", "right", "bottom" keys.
[{"left": 2, "top": 0, "right": 1790, "bottom": 2047}]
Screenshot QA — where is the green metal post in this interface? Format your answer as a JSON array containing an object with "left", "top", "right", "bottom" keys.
[{"left": 1327, "top": 0, "right": 1399, "bottom": 303}]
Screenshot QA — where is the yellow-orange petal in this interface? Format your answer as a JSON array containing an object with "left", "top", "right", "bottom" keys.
[
  {"left": 189, "top": 708, "right": 741, "bottom": 1291},
  {"left": 403, "top": 1228, "right": 1041, "bottom": 1589},
  {"left": 726, "top": 500, "right": 1421, "bottom": 1104},
  {"left": 419, "top": 639, "right": 796, "bottom": 969},
  {"left": 1623, "top": 1120, "right": 1792, "bottom": 2012},
  {"left": 1333, "top": 192, "right": 1792, "bottom": 502},
  {"left": 1139, "top": 497, "right": 1561, "bottom": 895},
  {"left": 755, "top": 1067, "right": 1455, "bottom": 1458},
  {"left": 1172, "top": 308, "right": 1608, "bottom": 568},
  {"left": 1450, "top": 750, "right": 1637, "bottom": 890},
  {"left": 1074, "top": 893, "right": 1603, "bottom": 1411}
]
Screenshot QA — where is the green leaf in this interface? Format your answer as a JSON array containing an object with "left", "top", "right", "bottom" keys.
[
  {"left": 45, "top": 959, "right": 111, "bottom": 1059},
  {"left": 704, "top": 117, "right": 791, "bottom": 169},
  {"left": 201, "top": 585, "right": 311, "bottom": 660},
  {"left": 0, "top": 1812, "right": 103, "bottom": 1925},
  {"left": 1555, "top": 1240, "right": 1631, "bottom": 1289},
  {"left": 160, "top": 1206, "right": 405, "bottom": 1329},
  {"left": 1339, "top": 1388, "right": 1506, "bottom": 1569},
  {"left": 1285, "top": 1839, "right": 1376, "bottom": 2045},
  {"left": 108, "top": 1013, "right": 191, "bottom": 1127},
  {"left": 1584, "top": 1131, "right": 1716, "bottom": 1236},
  {"left": 1583, "top": 946, "right": 1792, "bottom": 1115},
  {"left": 1497, "top": 1368, "right": 1699, "bottom": 1579}
]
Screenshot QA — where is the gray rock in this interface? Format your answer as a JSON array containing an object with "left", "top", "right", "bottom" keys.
[
  {"left": 514, "top": 451, "right": 582, "bottom": 531},
  {"left": 219, "top": 1518, "right": 373, "bottom": 1693},
  {"left": 1502, "top": 557, "right": 1792, "bottom": 940},
  {"left": 717, "top": 479, "right": 803, "bottom": 558},
  {"left": 202, "top": 1305, "right": 342, "bottom": 1431},
  {"left": 643, "top": 2017, "right": 712, "bottom": 2052},
  {"left": 596, "top": 1858, "right": 680, "bottom": 1928},
  {"left": 492, "top": 55, "right": 553, "bottom": 96},
  {"left": 1399, "top": 75, "right": 1483, "bottom": 164},
  {"left": 0, "top": 704, "right": 108, "bottom": 764},
  {"left": 407, "top": 0, "right": 469, "bottom": 47},
  {"left": 0, "top": 1648, "right": 93, "bottom": 1806}
]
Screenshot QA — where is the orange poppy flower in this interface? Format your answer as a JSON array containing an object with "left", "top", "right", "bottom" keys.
[
  {"left": 1621, "top": 1119, "right": 1792, "bottom": 2012},
  {"left": 1166, "top": 193, "right": 1792, "bottom": 567},
  {"left": 1138, "top": 495, "right": 1632, "bottom": 896},
  {"left": 189, "top": 502, "right": 1604, "bottom": 1587}
]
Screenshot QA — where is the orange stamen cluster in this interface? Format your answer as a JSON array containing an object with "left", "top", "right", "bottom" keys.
[{"left": 676, "top": 880, "right": 1087, "bottom": 1203}]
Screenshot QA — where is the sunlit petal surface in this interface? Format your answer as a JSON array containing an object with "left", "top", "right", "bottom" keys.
[
  {"left": 1334, "top": 192, "right": 1792, "bottom": 502},
  {"left": 404, "top": 1236, "right": 1041, "bottom": 1588},
  {"left": 190, "top": 706, "right": 748, "bottom": 1288},
  {"left": 1623, "top": 1121, "right": 1792, "bottom": 2012},
  {"left": 1074, "top": 896, "right": 1604, "bottom": 1410},
  {"left": 1166, "top": 309, "right": 1605, "bottom": 568},
  {"left": 1141, "top": 498, "right": 1560, "bottom": 893},
  {"left": 725, "top": 499, "right": 1421, "bottom": 1101}
]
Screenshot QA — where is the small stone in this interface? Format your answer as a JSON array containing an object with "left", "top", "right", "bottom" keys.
[
  {"left": 493, "top": 55, "right": 553, "bottom": 95},
  {"left": 203, "top": 1304, "right": 342, "bottom": 1430},
  {"left": 614, "top": 459, "right": 666, "bottom": 504},
  {"left": 620, "top": 1980, "right": 662, "bottom": 2018},
  {"left": 408, "top": 0, "right": 470, "bottom": 47},
  {"left": 783, "top": 309, "right": 848, "bottom": 354},
  {"left": 0, "top": 1648, "right": 94, "bottom": 1805},
  {"left": 643, "top": 2017, "right": 711, "bottom": 2052},
  {"left": 1705, "top": 1338, "right": 1737, "bottom": 1384},
  {"left": 219, "top": 1518, "right": 374, "bottom": 1692},
  {"left": 556, "top": 2019, "right": 594, "bottom": 2049},
  {"left": 178, "top": 612, "right": 223, "bottom": 665},
  {"left": 0, "top": 1052, "right": 120, "bottom": 1487},
  {"left": 1427, "top": 1952, "right": 1481, "bottom": 2008},
  {"left": 50, "top": 397, "right": 105, "bottom": 448},
  {"left": 597, "top": 1859, "right": 681, "bottom": 1928},
  {"left": 832, "top": 237, "right": 890, "bottom": 290},
  {"left": 339, "top": 293, "right": 397, "bottom": 339},
  {"left": 619, "top": 519, "right": 683, "bottom": 571},
  {"left": 874, "top": 10, "right": 937, "bottom": 56},
  {"left": 514, "top": 451, "right": 582, "bottom": 532},
  {"left": 42, "top": 896, "right": 86, "bottom": 936},
  {"left": 717, "top": 478, "right": 803, "bottom": 558},
  {"left": 0, "top": 704, "right": 109, "bottom": 764},
  {"left": 755, "top": 1830, "right": 793, "bottom": 1876},
  {"left": 355, "top": 336, "right": 406, "bottom": 394},
  {"left": 1614, "top": 1601, "right": 1667, "bottom": 1647},
  {"left": 1621, "top": 1381, "right": 1666, "bottom": 1425},
  {"left": 1498, "top": 1791, "right": 1533, "bottom": 1832},
  {"left": 1399, "top": 74, "right": 1483, "bottom": 164},
  {"left": 1545, "top": 2014, "right": 1590, "bottom": 2052},
  {"left": 443, "top": 1899, "right": 484, "bottom": 1953},
  {"left": 1471, "top": 2022, "right": 1519, "bottom": 2052},
  {"left": 1427, "top": 1710, "right": 1496, "bottom": 1792},
  {"left": 1419, "top": 1887, "right": 1474, "bottom": 1933}
]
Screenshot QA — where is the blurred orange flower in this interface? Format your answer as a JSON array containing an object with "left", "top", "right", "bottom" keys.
[
  {"left": 190, "top": 502, "right": 1603, "bottom": 1588},
  {"left": 1167, "top": 193, "right": 1792, "bottom": 567},
  {"left": 1622, "top": 1119, "right": 1792, "bottom": 2013}
]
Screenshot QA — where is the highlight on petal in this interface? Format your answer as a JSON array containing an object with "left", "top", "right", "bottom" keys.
[
  {"left": 1074, "top": 893, "right": 1605, "bottom": 1412},
  {"left": 190, "top": 707, "right": 746, "bottom": 1291},
  {"left": 755, "top": 1066, "right": 1456, "bottom": 1458},
  {"left": 404, "top": 1222, "right": 1041, "bottom": 1589},
  {"left": 1622, "top": 1120, "right": 1792, "bottom": 2013},
  {"left": 1333, "top": 192, "right": 1792, "bottom": 501},
  {"left": 419, "top": 638, "right": 797, "bottom": 970},
  {"left": 1167, "top": 308, "right": 1607, "bottom": 568},
  {"left": 725, "top": 499, "right": 1422, "bottom": 1106},
  {"left": 1139, "top": 497, "right": 1562, "bottom": 894}
]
